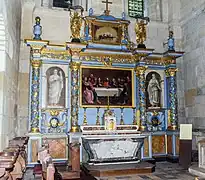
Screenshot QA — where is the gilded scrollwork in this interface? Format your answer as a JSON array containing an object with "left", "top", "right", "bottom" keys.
[
  {"left": 135, "top": 20, "right": 148, "bottom": 45},
  {"left": 70, "top": 11, "right": 83, "bottom": 40},
  {"left": 41, "top": 48, "right": 70, "bottom": 60},
  {"left": 80, "top": 53, "right": 134, "bottom": 65}
]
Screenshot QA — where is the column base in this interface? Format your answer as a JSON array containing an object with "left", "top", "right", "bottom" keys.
[
  {"left": 167, "top": 125, "right": 178, "bottom": 131},
  {"left": 30, "top": 127, "right": 40, "bottom": 133},
  {"left": 70, "top": 126, "right": 81, "bottom": 133},
  {"left": 120, "top": 119, "right": 124, "bottom": 125},
  {"left": 139, "top": 125, "right": 147, "bottom": 131}
]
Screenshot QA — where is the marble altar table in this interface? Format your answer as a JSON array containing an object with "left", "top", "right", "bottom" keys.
[{"left": 82, "top": 133, "right": 144, "bottom": 164}]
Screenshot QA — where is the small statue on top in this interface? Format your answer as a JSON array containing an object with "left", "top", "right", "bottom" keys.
[
  {"left": 69, "top": 6, "right": 84, "bottom": 42},
  {"left": 135, "top": 17, "right": 149, "bottom": 48},
  {"left": 168, "top": 31, "right": 175, "bottom": 51}
]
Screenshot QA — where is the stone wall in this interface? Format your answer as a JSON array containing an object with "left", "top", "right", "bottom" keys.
[
  {"left": 180, "top": 0, "right": 205, "bottom": 129},
  {"left": 178, "top": 0, "right": 205, "bottom": 149},
  {"left": 0, "top": 0, "right": 22, "bottom": 150}
]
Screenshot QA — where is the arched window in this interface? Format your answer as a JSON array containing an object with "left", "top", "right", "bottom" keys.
[
  {"left": 53, "top": 0, "right": 72, "bottom": 8},
  {"left": 128, "top": 0, "right": 144, "bottom": 18}
]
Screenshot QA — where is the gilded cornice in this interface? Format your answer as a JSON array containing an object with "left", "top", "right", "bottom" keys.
[
  {"left": 41, "top": 47, "right": 70, "bottom": 60},
  {"left": 80, "top": 52, "right": 135, "bottom": 64}
]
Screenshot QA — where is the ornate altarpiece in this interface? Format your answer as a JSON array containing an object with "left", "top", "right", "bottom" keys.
[{"left": 25, "top": 6, "right": 183, "bottom": 166}]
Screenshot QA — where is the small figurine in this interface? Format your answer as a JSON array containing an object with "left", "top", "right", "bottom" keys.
[
  {"left": 89, "top": 8, "right": 93, "bottom": 16},
  {"left": 168, "top": 31, "right": 175, "bottom": 51},
  {"left": 33, "top": 16, "right": 42, "bottom": 40},
  {"left": 135, "top": 18, "right": 149, "bottom": 48},
  {"left": 122, "top": 12, "right": 126, "bottom": 20},
  {"left": 70, "top": 11, "right": 82, "bottom": 40},
  {"left": 69, "top": 6, "right": 84, "bottom": 42}
]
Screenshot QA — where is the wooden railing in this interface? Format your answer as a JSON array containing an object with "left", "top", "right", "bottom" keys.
[{"left": 0, "top": 136, "right": 29, "bottom": 180}]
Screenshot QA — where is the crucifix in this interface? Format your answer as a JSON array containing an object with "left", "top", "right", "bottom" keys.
[{"left": 102, "top": 0, "right": 112, "bottom": 15}]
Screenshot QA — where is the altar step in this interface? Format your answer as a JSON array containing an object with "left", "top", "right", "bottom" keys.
[{"left": 83, "top": 161, "right": 155, "bottom": 177}]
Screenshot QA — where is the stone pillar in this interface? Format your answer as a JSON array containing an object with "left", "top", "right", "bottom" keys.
[
  {"left": 136, "top": 66, "right": 147, "bottom": 131},
  {"left": 30, "top": 60, "right": 42, "bottom": 133},
  {"left": 166, "top": 68, "right": 178, "bottom": 130},
  {"left": 70, "top": 61, "right": 81, "bottom": 132}
]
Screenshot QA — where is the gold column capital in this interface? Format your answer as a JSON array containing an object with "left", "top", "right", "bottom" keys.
[
  {"left": 69, "top": 61, "right": 81, "bottom": 71},
  {"left": 135, "top": 66, "right": 148, "bottom": 76},
  {"left": 69, "top": 48, "right": 83, "bottom": 56},
  {"left": 31, "top": 60, "right": 42, "bottom": 68},
  {"left": 165, "top": 68, "right": 178, "bottom": 77}
]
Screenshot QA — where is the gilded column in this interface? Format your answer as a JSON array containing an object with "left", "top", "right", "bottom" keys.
[
  {"left": 70, "top": 61, "right": 81, "bottom": 132},
  {"left": 166, "top": 68, "right": 178, "bottom": 130},
  {"left": 30, "top": 60, "right": 42, "bottom": 133},
  {"left": 136, "top": 66, "right": 147, "bottom": 131}
]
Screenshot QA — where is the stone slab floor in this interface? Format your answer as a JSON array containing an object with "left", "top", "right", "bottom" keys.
[{"left": 23, "top": 162, "right": 201, "bottom": 180}]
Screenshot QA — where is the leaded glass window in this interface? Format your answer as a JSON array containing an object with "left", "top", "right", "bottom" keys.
[
  {"left": 128, "top": 0, "right": 144, "bottom": 18},
  {"left": 53, "top": 0, "right": 72, "bottom": 8}
]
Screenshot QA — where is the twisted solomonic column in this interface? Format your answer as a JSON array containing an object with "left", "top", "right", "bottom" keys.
[
  {"left": 166, "top": 68, "right": 178, "bottom": 130},
  {"left": 136, "top": 66, "right": 148, "bottom": 131},
  {"left": 70, "top": 61, "right": 81, "bottom": 132},
  {"left": 30, "top": 60, "right": 42, "bottom": 133}
]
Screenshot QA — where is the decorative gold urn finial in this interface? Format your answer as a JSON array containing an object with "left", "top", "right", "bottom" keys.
[
  {"left": 69, "top": 6, "right": 84, "bottom": 42},
  {"left": 102, "top": 0, "right": 112, "bottom": 16},
  {"left": 135, "top": 17, "right": 149, "bottom": 48}
]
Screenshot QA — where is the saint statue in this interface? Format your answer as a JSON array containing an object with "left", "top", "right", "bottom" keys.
[
  {"left": 147, "top": 74, "right": 161, "bottom": 107},
  {"left": 48, "top": 69, "right": 63, "bottom": 106}
]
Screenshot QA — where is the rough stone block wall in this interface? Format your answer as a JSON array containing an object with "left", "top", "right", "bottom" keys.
[
  {"left": 180, "top": 0, "right": 205, "bottom": 130},
  {"left": 0, "top": 0, "right": 22, "bottom": 150}
]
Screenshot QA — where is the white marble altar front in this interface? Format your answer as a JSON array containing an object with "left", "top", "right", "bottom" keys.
[
  {"left": 80, "top": 125, "right": 144, "bottom": 165},
  {"left": 82, "top": 134, "right": 144, "bottom": 164}
]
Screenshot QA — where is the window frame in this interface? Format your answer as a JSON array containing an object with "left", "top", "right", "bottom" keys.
[
  {"left": 128, "top": 0, "right": 144, "bottom": 18},
  {"left": 52, "top": 0, "right": 73, "bottom": 9}
]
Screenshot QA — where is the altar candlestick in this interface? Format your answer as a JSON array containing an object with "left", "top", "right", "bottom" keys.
[
  {"left": 132, "top": 107, "right": 136, "bottom": 125},
  {"left": 96, "top": 107, "right": 100, "bottom": 125},
  {"left": 120, "top": 107, "right": 124, "bottom": 125},
  {"left": 83, "top": 107, "right": 87, "bottom": 125}
]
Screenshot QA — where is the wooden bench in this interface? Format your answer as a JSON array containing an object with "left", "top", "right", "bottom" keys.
[{"left": 0, "top": 136, "right": 29, "bottom": 179}]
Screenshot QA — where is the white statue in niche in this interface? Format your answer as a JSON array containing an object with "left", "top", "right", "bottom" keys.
[
  {"left": 48, "top": 69, "right": 63, "bottom": 106},
  {"left": 147, "top": 74, "right": 161, "bottom": 107}
]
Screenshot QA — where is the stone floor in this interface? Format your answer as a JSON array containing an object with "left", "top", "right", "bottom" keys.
[{"left": 23, "top": 162, "right": 201, "bottom": 180}]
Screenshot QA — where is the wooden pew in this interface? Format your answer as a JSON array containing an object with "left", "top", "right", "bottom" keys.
[
  {"left": 35, "top": 144, "right": 55, "bottom": 180},
  {"left": 0, "top": 151, "right": 18, "bottom": 180},
  {"left": 6, "top": 137, "right": 29, "bottom": 179},
  {"left": 0, "top": 136, "right": 29, "bottom": 179}
]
